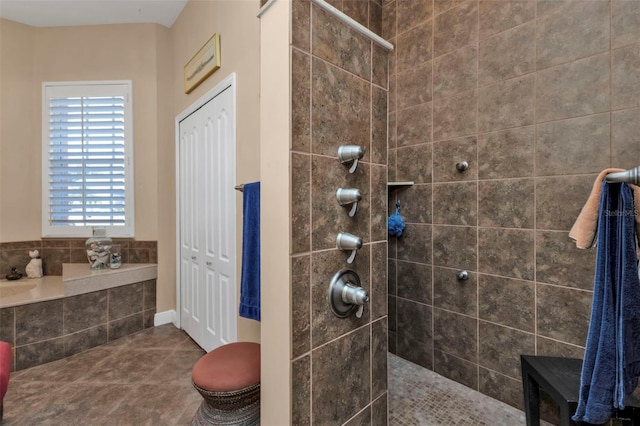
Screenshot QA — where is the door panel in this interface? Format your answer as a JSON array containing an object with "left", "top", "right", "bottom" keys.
[
  {"left": 179, "top": 84, "right": 236, "bottom": 352},
  {"left": 217, "top": 107, "right": 232, "bottom": 263},
  {"left": 179, "top": 112, "right": 199, "bottom": 340},
  {"left": 218, "top": 272, "right": 233, "bottom": 345}
]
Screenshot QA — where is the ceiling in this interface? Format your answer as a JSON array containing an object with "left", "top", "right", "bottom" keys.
[{"left": 0, "top": 0, "right": 188, "bottom": 28}]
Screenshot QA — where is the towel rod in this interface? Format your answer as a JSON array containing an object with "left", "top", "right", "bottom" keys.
[
  {"left": 605, "top": 166, "right": 640, "bottom": 185},
  {"left": 235, "top": 184, "right": 244, "bottom": 192}
]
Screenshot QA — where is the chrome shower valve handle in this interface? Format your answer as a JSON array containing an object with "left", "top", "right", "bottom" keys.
[
  {"left": 338, "top": 145, "right": 365, "bottom": 174},
  {"left": 328, "top": 269, "right": 370, "bottom": 319},
  {"left": 336, "top": 188, "right": 362, "bottom": 217},
  {"left": 336, "top": 232, "right": 362, "bottom": 264}
]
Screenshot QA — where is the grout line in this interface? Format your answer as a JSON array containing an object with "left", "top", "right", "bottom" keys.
[
  {"left": 307, "top": 6, "right": 314, "bottom": 421},
  {"left": 308, "top": 322, "right": 373, "bottom": 355},
  {"left": 478, "top": 15, "right": 535, "bottom": 43},
  {"left": 609, "top": 0, "right": 614, "bottom": 168},
  {"left": 533, "top": 0, "right": 539, "bottom": 356},
  {"left": 308, "top": 51, "right": 374, "bottom": 87},
  {"left": 429, "top": 3, "right": 436, "bottom": 363},
  {"left": 475, "top": 0, "right": 480, "bottom": 387}
]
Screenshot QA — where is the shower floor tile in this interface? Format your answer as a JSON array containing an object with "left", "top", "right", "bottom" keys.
[{"left": 388, "top": 353, "right": 554, "bottom": 426}]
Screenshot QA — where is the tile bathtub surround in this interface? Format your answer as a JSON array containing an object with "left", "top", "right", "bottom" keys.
[
  {"left": 387, "top": 0, "right": 640, "bottom": 423},
  {"left": 291, "top": 1, "right": 388, "bottom": 424},
  {"left": 0, "top": 279, "right": 156, "bottom": 371},
  {"left": 0, "top": 239, "right": 157, "bottom": 277}
]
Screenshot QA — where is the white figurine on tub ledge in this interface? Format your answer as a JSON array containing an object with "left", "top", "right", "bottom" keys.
[{"left": 26, "top": 250, "right": 43, "bottom": 278}]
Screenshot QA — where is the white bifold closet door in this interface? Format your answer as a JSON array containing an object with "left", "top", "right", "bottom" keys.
[{"left": 179, "top": 85, "right": 236, "bottom": 352}]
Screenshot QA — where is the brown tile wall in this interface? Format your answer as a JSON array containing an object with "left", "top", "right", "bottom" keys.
[
  {"left": 0, "top": 279, "right": 156, "bottom": 371},
  {"left": 386, "top": 0, "right": 640, "bottom": 417},
  {"left": 291, "top": 1, "right": 388, "bottom": 424},
  {"left": 0, "top": 239, "right": 157, "bottom": 277}
]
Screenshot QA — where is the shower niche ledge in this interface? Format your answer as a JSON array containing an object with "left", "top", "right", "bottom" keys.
[
  {"left": 387, "top": 181, "right": 414, "bottom": 190},
  {"left": 63, "top": 263, "right": 157, "bottom": 296}
]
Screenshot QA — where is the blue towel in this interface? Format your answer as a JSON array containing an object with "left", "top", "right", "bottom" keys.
[
  {"left": 573, "top": 182, "right": 640, "bottom": 423},
  {"left": 239, "top": 182, "right": 261, "bottom": 321}
]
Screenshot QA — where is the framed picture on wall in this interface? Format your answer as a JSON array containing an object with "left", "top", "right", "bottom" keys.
[{"left": 184, "top": 33, "right": 221, "bottom": 94}]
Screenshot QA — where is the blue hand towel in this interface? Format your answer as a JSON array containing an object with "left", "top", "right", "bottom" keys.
[
  {"left": 573, "top": 182, "right": 640, "bottom": 423},
  {"left": 239, "top": 182, "right": 260, "bottom": 321},
  {"left": 616, "top": 187, "right": 640, "bottom": 409}
]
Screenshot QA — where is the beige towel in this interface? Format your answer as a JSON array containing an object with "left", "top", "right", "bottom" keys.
[{"left": 569, "top": 168, "right": 640, "bottom": 249}]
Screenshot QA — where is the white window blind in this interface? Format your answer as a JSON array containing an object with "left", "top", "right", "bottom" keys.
[{"left": 42, "top": 81, "right": 134, "bottom": 237}]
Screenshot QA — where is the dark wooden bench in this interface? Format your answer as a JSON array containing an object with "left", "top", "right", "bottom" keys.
[{"left": 521, "top": 355, "right": 640, "bottom": 426}]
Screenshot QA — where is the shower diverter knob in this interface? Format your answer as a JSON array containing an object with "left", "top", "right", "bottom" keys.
[
  {"left": 338, "top": 145, "right": 365, "bottom": 174},
  {"left": 336, "top": 232, "right": 362, "bottom": 264},
  {"left": 456, "top": 161, "right": 469, "bottom": 171},
  {"left": 336, "top": 188, "right": 362, "bottom": 217},
  {"left": 328, "top": 269, "right": 369, "bottom": 319},
  {"left": 456, "top": 270, "right": 469, "bottom": 281}
]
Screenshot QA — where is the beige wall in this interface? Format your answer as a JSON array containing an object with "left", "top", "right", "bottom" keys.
[
  {"left": 154, "top": 24, "right": 176, "bottom": 314},
  {"left": 170, "top": 0, "right": 261, "bottom": 341},
  {"left": 259, "top": 1, "right": 291, "bottom": 423},
  {"left": 33, "top": 23, "right": 162, "bottom": 242},
  {"left": 0, "top": 20, "right": 168, "bottom": 242},
  {"left": 0, "top": 19, "right": 173, "bottom": 307},
  {"left": 0, "top": 19, "right": 38, "bottom": 242},
  {"left": 0, "top": 0, "right": 261, "bottom": 342},
  {"left": 0, "top": 21, "right": 164, "bottom": 242}
]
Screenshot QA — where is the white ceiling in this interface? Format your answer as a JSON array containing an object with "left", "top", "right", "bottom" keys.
[{"left": 0, "top": 0, "right": 188, "bottom": 28}]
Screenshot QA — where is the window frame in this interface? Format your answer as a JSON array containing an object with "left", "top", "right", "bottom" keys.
[{"left": 41, "top": 80, "right": 135, "bottom": 238}]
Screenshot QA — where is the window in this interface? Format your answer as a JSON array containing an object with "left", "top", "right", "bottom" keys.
[{"left": 42, "top": 81, "right": 134, "bottom": 237}]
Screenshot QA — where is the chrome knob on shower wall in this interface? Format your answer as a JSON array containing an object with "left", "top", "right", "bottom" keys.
[
  {"left": 336, "top": 188, "right": 362, "bottom": 217},
  {"left": 338, "top": 145, "right": 364, "bottom": 173},
  {"left": 456, "top": 270, "right": 469, "bottom": 280},
  {"left": 328, "top": 269, "right": 369, "bottom": 319},
  {"left": 336, "top": 232, "right": 362, "bottom": 264},
  {"left": 456, "top": 161, "right": 469, "bottom": 171}
]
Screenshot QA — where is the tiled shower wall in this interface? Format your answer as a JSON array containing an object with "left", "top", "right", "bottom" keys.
[
  {"left": 290, "top": 1, "right": 389, "bottom": 424},
  {"left": 0, "top": 239, "right": 158, "bottom": 277},
  {"left": 386, "top": 0, "right": 640, "bottom": 411}
]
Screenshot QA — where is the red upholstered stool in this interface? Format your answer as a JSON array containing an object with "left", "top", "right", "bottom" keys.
[
  {"left": 0, "top": 341, "right": 11, "bottom": 422},
  {"left": 191, "top": 342, "right": 260, "bottom": 426}
]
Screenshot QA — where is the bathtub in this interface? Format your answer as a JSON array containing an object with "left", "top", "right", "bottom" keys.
[
  {"left": 0, "top": 276, "right": 65, "bottom": 309},
  {"left": 0, "top": 263, "right": 156, "bottom": 309},
  {"left": 0, "top": 263, "right": 157, "bottom": 371}
]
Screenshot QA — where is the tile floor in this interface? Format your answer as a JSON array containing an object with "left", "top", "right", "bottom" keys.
[
  {"left": 2, "top": 324, "right": 205, "bottom": 425},
  {"left": 388, "top": 353, "right": 554, "bottom": 426},
  {"left": 3, "top": 325, "right": 548, "bottom": 425}
]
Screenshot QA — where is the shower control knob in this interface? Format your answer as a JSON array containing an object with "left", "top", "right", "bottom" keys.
[
  {"left": 456, "top": 161, "right": 469, "bottom": 172},
  {"left": 341, "top": 283, "right": 369, "bottom": 306},
  {"left": 456, "top": 270, "right": 469, "bottom": 281},
  {"left": 336, "top": 188, "right": 362, "bottom": 217},
  {"left": 328, "top": 269, "right": 370, "bottom": 319},
  {"left": 336, "top": 232, "right": 363, "bottom": 264},
  {"left": 338, "top": 145, "right": 365, "bottom": 173}
]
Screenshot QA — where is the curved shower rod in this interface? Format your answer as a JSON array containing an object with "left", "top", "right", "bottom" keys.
[{"left": 605, "top": 166, "right": 640, "bottom": 185}]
